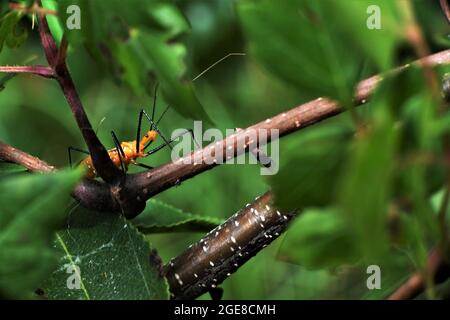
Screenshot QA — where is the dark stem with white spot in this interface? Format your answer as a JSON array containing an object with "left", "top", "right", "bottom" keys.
[{"left": 164, "top": 192, "right": 295, "bottom": 300}]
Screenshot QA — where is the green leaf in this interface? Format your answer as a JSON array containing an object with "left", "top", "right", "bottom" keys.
[
  {"left": 338, "top": 82, "right": 399, "bottom": 262},
  {"left": 57, "top": 0, "right": 211, "bottom": 122},
  {"left": 132, "top": 199, "right": 223, "bottom": 233},
  {"left": 0, "top": 11, "right": 28, "bottom": 53},
  {"left": 0, "top": 161, "right": 27, "bottom": 177},
  {"left": 0, "top": 169, "right": 83, "bottom": 298},
  {"left": 0, "top": 72, "right": 17, "bottom": 92},
  {"left": 329, "top": 0, "right": 402, "bottom": 70},
  {"left": 42, "top": 0, "right": 63, "bottom": 45},
  {"left": 42, "top": 204, "right": 169, "bottom": 300},
  {"left": 277, "top": 208, "right": 358, "bottom": 269},
  {"left": 431, "top": 189, "right": 450, "bottom": 222},
  {"left": 239, "top": 0, "right": 403, "bottom": 104},
  {"left": 268, "top": 123, "right": 352, "bottom": 212}
]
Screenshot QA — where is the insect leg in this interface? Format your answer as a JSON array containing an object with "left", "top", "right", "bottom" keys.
[
  {"left": 145, "top": 128, "right": 196, "bottom": 157},
  {"left": 141, "top": 109, "right": 173, "bottom": 150},
  {"left": 183, "top": 128, "right": 201, "bottom": 149},
  {"left": 151, "top": 83, "right": 158, "bottom": 124},
  {"left": 68, "top": 146, "right": 89, "bottom": 168},
  {"left": 250, "top": 148, "right": 272, "bottom": 168},
  {"left": 136, "top": 110, "right": 144, "bottom": 153},
  {"left": 110, "top": 130, "right": 126, "bottom": 175},
  {"left": 131, "top": 161, "right": 154, "bottom": 170},
  {"left": 135, "top": 84, "right": 159, "bottom": 153},
  {"left": 247, "top": 127, "right": 272, "bottom": 168}
]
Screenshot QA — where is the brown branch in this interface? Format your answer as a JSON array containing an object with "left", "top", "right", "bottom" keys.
[
  {"left": 0, "top": 142, "right": 55, "bottom": 172},
  {"left": 0, "top": 66, "right": 54, "bottom": 78},
  {"left": 9, "top": 2, "right": 57, "bottom": 17},
  {"left": 388, "top": 247, "right": 450, "bottom": 300},
  {"left": 164, "top": 191, "right": 295, "bottom": 300},
  {"left": 440, "top": 0, "right": 450, "bottom": 24},
  {"left": 35, "top": 4, "right": 123, "bottom": 186},
  {"left": 36, "top": 1, "right": 58, "bottom": 67},
  {"left": 0, "top": 141, "right": 115, "bottom": 213}
]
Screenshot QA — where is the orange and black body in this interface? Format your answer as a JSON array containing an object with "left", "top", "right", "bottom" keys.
[
  {"left": 69, "top": 103, "right": 196, "bottom": 179},
  {"left": 78, "top": 130, "right": 157, "bottom": 179}
]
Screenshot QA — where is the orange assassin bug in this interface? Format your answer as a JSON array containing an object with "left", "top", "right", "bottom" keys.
[
  {"left": 69, "top": 86, "right": 197, "bottom": 178},
  {"left": 68, "top": 53, "right": 245, "bottom": 178}
]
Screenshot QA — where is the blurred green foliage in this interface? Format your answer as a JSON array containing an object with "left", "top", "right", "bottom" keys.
[
  {"left": 0, "top": 168, "right": 83, "bottom": 298},
  {"left": 0, "top": 0, "right": 450, "bottom": 299}
]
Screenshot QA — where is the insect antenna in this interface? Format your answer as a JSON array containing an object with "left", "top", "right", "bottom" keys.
[
  {"left": 136, "top": 84, "right": 159, "bottom": 153},
  {"left": 144, "top": 105, "right": 171, "bottom": 150},
  {"left": 140, "top": 53, "right": 245, "bottom": 154},
  {"left": 151, "top": 83, "right": 159, "bottom": 127},
  {"left": 191, "top": 52, "right": 245, "bottom": 82},
  {"left": 156, "top": 105, "right": 170, "bottom": 126},
  {"left": 141, "top": 110, "right": 174, "bottom": 151}
]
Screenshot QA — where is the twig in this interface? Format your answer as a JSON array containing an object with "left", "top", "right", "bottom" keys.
[
  {"left": 0, "top": 66, "right": 54, "bottom": 78},
  {"left": 34, "top": 4, "right": 124, "bottom": 188},
  {"left": 0, "top": 141, "right": 115, "bottom": 213},
  {"left": 0, "top": 142, "right": 55, "bottom": 172},
  {"left": 164, "top": 191, "right": 295, "bottom": 300},
  {"left": 440, "top": 0, "right": 450, "bottom": 24},
  {"left": 388, "top": 247, "right": 450, "bottom": 300},
  {"left": 9, "top": 2, "right": 57, "bottom": 17}
]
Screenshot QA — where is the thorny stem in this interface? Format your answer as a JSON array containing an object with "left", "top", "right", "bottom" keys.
[{"left": 164, "top": 192, "right": 295, "bottom": 300}]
